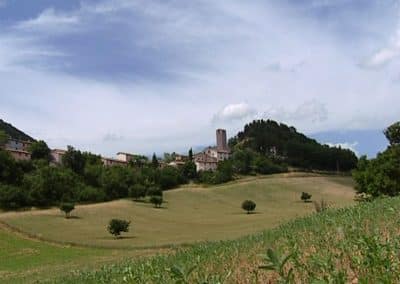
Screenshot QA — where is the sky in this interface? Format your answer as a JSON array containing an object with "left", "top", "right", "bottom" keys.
[{"left": 0, "top": 0, "right": 398, "bottom": 158}]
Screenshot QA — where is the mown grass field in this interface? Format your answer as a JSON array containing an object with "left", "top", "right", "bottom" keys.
[
  {"left": 0, "top": 173, "right": 356, "bottom": 282},
  {"left": 0, "top": 173, "right": 355, "bottom": 249}
]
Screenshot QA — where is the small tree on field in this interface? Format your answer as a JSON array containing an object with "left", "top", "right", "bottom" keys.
[
  {"left": 150, "top": 195, "right": 163, "bottom": 208},
  {"left": 108, "top": 219, "right": 130, "bottom": 238},
  {"left": 60, "top": 202, "right": 75, "bottom": 218},
  {"left": 300, "top": 192, "right": 312, "bottom": 202},
  {"left": 242, "top": 200, "right": 256, "bottom": 214}
]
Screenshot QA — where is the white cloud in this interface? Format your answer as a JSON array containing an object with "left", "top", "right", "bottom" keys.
[
  {"left": 212, "top": 103, "right": 256, "bottom": 123},
  {"left": 14, "top": 8, "right": 80, "bottom": 33},
  {"left": 362, "top": 12, "right": 400, "bottom": 68},
  {"left": 1, "top": 0, "right": 400, "bottom": 157}
]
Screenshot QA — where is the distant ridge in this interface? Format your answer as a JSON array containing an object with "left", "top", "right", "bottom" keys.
[{"left": 0, "top": 119, "right": 35, "bottom": 142}]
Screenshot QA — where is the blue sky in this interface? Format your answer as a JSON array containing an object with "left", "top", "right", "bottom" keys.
[{"left": 0, "top": 0, "right": 398, "bottom": 157}]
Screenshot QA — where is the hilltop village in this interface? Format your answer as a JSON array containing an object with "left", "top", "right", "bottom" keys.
[{"left": 3, "top": 129, "right": 231, "bottom": 172}]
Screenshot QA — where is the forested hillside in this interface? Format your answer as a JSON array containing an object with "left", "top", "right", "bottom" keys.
[
  {"left": 0, "top": 119, "right": 35, "bottom": 141},
  {"left": 229, "top": 119, "right": 358, "bottom": 171}
]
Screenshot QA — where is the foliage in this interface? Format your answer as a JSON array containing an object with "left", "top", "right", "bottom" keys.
[
  {"left": 300, "top": 192, "right": 312, "bottom": 202},
  {"left": 107, "top": 219, "right": 130, "bottom": 238},
  {"left": 353, "top": 146, "right": 400, "bottom": 197},
  {"left": 158, "top": 166, "right": 184, "bottom": 190},
  {"left": 241, "top": 200, "right": 256, "bottom": 214},
  {"left": 0, "top": 119, "right": 35, "bottom": 141},
  {"left": 24, "top": 166, "right": 83, "bottom": 207},
  {"left": 181, "top": 161, "right": 197, "bottom": 180},
  {"left": 229, "top": 119, "right": 358, "bottom": 171},
  {"left": 62, "top": 146, "right": 86, "bottom": 175},
  {"left": 214, "top": 160, "right": 234, "bottom": 184},
  {"left": 29, "top": 140, "right": 51, "bottom": 161},
  {"left": 101, "top": 166, "right": 135, "bottom": 199},
  {"left": 151, "top": 153, "right": 159, "bottom": 168},
  {"left": 0, "top": 184, "right": 30, "bottom": 209},
  {"left": 0, "top": 149, "right": 24, "bottom": 185},
  {"left": 188, "top": 148, "right": 193, "bottom": 161},
  {"left": 0, "top": 130, "right": 8, "bottom": 147},
  {"left": 129, "top": 184, "right": 147, "bottom": 201},
  {"left": 60, "top": 202, "right": 75, "bottom": 218},
  {"left": 150, "top": 195, "right": 163, "bottom": 208},
  {"left": 259, "top": 248, "right": 293, "bottom": 282},
  {"left": 78, "top": 186, "right": 106, "bottom": 203},
  {"left": 384, "top": 121, "right": 400, "bottom": 145}
]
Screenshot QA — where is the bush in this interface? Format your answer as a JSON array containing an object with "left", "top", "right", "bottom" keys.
[
  {"left": 146, "top": 186, "right": 163, "bottom": 197},
  {"left": 0, "top": 184, "right": 30, "bottom": 210},
  {"left": 242, "top": 200, "right": 256, "bottom": 214},
  {"left": 300, "top": 192, "right": 312, "bottom": 202},
  {"left": 60, "top": 202, "right": 75, "bottom": 218},
  {"left": 107, "top": 219, "right": 131, "bottom": 238},
  {"left": 78, "top": 186, "right": 106, "bottom": 203},
  {"left": 150, "top": 195, "right": 163, "bottom": 208},
  {"left": 129, "top": 184, "right": 147, "bottom": 201}
]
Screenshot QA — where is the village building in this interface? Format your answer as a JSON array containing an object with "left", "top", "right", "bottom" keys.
[
  {"left": 101, "top": 157, "right": 128, "bottom": 167},
  {"left": 2, "top": 138, "right": 32, "bottom": 161},
  {"left": 8, "top": 149, "right": 31, "bottom": 161},
  {"left": 116, "top": 152, "right": 136, "bottom": 163},
  {"left": 5, "top": 138, "right": 32, "bottom": 152},
  {"left": 51, "top": 149, "right": 67, "bottom": 164},
  {"left": 194, "top": 129, "right": 231, "bottom": 172}
]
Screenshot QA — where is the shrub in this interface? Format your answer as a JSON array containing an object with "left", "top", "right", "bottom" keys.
[
  {"left": 313, "top": 199, "right": 328, "bottom": 213},
  {"left": 300, "top": 192, "right": 312, "bottom": 202},
  {"left": 129, "top": 184, "right": 147, "bottom": 201},
  {"left": 60, "top": 202, "right": 75, "bottom": 218},
  {"left": 0, "top": 184, "right": 30, "bottom": 210},
  {"left": 150, "top": 195, "right": 163, "bottom": 208},
  {"left": 242, "top": 200, "right": 256, "bottom": 214},
  {"left": 146, "top": 186, "right": 163, "bottom": 197},
  {"left": 78, "top": 186, "right": 106, "bottom": 203},
  {"left": 107, "top": 219, "right": 130, "bottom": 238}
]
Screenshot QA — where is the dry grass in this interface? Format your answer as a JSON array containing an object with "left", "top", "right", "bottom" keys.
[{"left": 0, "top": 174, "right": 355, "bottom": 249}]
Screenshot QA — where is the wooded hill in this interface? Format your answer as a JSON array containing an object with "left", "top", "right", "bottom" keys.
[
  {"left": 229, "top": 119, "right": 358, "bottom": 172},
  {"left": 0, "top": 119, "right": 35, "bottom": 142}
]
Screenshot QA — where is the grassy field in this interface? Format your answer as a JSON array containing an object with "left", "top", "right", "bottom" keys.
[
  {"left": 0, "top": 173, "right": 355, "bottom": 249},
  {"left": 0, "top": 173, "right": 356, "bottom": 282}
]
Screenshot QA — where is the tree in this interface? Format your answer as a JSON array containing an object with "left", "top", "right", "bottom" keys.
[
  {"left": 60, "top": 202, "right": 75, "bottom": 218},
  {"left": 150, "top": 195, "right": 163, "bottom": 208},
  {"left": 242, "top": 200, "right": 256, "bottom": 214},
  {"left": 159, "top": 166, "right": 183, "bottom": 190},
  {"left": 129, "top": 184, "right": 147, "bottom": 201},
  {"left": 29, "top": 140, "right": 51, "bottom": 161},
  {"left": 182, "top": 161, "right": 197, "bottom": 180},
  {"left": 384, "top": 121, "right": 400, "bottom": 146},
  {"left": 107, "top": 219, "right": 130, "bottom": 238},
  {"left": 300, "top": 192, "right": 312, "bottom": 202},
  {"left": 62, "top": 146, "right": 86, "bottom": 175},
  {"left": 152, "top": 153, "right": 159, "bottom": 168},
  {"left": 188, "top": 148, "right": 193, "bottom": 161},
  {"left": 353, "top": 147, "right": 400, "bottom": 197},
  {"left": 214, "top": 160, "right": 234, "bottom": 184},
  {"left": 0, "top": 184, "right": 30, "bottom": 209},
  {"left": 0, "top": 130, "right": 8, "bottom": 147}
]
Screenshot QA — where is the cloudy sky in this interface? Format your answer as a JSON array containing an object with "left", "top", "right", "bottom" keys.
[{"left": 0, "top": 0, "right": 398, "bottom": 157}]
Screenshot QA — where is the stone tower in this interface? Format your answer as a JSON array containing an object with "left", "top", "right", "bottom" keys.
[{"left": 216, "top": 129, "right": 227, "bottom": 151}]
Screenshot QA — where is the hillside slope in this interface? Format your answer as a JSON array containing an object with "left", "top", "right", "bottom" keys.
[
  {"left": 57, "top": 197, "right": 400, "bottom": 283},
  {"left": 0, "top": 174, "right": 355, "bottom": 249},
  {"left": 229, "top": 119, "right": 358, "bottom": 171},
  {"left": 0, "top": 119, "right": 35, "bottom": 141}
]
